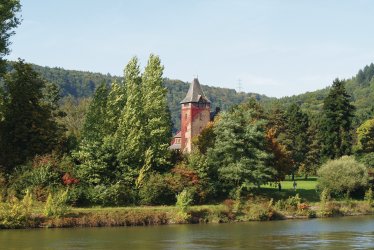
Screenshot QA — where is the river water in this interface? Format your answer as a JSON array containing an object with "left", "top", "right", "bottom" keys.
[{"left": 1, "top": 216, "right": 373, "bottom": 249}]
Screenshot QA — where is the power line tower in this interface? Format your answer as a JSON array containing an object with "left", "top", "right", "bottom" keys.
[{"left": 237, "top": 79, "right": 242, "bottom": 92}]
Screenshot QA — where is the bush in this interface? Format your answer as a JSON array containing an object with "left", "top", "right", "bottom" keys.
[
  {"left": 317, "top": 156, "right": 369, "bottom": 197},
  {"left": 44, "top": 189, "right": 70, "bottom": 218},
  {"left": 176, "top": 189, "right": 193, "bottom": 213},
  {"left": 364, "top": 188, "right": 373, "bottom": 206},
  {"left": 139, "top": 173, "right": 175, "bottom": 205},
  {"left": 0, "top": 190, "right": 34, "bottom": 228},
  {"left": 84, "top": 183, "right": 135, "bottom": 206}
]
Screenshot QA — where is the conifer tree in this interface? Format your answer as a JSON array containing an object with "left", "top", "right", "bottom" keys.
[
  {"left": 283, "top": 103, "right": 309, "bottom": 178},
  {"left": 321, "top": 78, "right": 355, "bottom": 159}
]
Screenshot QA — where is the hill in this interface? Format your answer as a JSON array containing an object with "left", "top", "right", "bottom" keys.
[
  {"left": 27, "top": 64, "right": 273, "bottom": 132},
  {"left": 261, "top": 63, "right": 374, "bottom": 126}
]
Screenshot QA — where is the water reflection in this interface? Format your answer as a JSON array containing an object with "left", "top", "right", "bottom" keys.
[{"left": 0, "top": 216, "right": 373, "bottom": 250}]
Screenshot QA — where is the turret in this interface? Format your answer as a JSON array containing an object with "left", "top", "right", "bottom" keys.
[{"left": 180, "top": 78, "right": 211, "bottom": 153}]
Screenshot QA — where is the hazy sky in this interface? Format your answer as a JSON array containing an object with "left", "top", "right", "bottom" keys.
[{"left": 7, "top": 0, "right": 374, "bottom": 97}]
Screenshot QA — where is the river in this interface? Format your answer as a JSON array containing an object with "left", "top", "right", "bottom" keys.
[{"left": 1, "top": 216, "right": 373, "bottom": 249}]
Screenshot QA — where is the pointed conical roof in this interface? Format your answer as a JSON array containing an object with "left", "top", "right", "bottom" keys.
[{"left": 181, "top": 78, "right": 211, "bottom": 104}]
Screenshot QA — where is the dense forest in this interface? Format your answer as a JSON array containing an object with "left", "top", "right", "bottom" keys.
[{"left": 264, "top": 63, "right": 374, "bottom": 128}]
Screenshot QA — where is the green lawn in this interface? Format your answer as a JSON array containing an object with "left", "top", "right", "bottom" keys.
[{"left": 258, "top": 176, "right": 319, "bottom": 202}]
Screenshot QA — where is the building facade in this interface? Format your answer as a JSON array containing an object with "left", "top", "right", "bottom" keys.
[{"left": 170, "top": 78, "right": 211, "bottom": 153}]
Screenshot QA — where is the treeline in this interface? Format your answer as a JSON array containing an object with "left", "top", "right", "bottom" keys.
[
  {"left": 263, "top": 63, "right": 374, "bottom": 128},
  {"left": 19, "top": 62, "right": 272, "bottom": 132},
  {"left": 1, "top": 56, "right": 373, "bottom": 208}
]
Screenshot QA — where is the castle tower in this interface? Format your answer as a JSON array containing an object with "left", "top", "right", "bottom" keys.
[{"left": 180, "top": 78, "right": 211, "bottom": 153}]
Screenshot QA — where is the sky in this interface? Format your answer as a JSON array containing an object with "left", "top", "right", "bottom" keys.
[{"left": 7, "top": 0, "right": 374, "bottom": 97}]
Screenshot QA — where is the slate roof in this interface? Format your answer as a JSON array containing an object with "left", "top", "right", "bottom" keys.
[{"left": 181, "top": 78, "right": 211, "bottom": 104}]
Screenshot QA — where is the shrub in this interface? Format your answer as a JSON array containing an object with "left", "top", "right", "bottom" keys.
[
  {"left": 364, "top": 188, "right": 373, "bottom": 206},
  {"left": 0, "top": 190, "right": 34, "bottom": 228},
  {"left": 176, "top": 189, "right": 193, "bottom": 213},
  {"left": 44, "top": 189, "right": 70, "bottom": 218},
  {"left": 139, "top": 173, "right": 175, "bottom": 205},
  {"left": 83, "top": 183, "right": 135, "bottom": 206},
  {"left": 317, "top": 156, "right": 369, "bottom": 197}
]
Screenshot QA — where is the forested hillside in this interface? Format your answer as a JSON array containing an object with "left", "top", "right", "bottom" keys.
[
  {"left": 263, "top": 63, "right": 374, "bottom": 127},
  {"left": 27, "top": 63, "right": 273, "bottom": 132}
]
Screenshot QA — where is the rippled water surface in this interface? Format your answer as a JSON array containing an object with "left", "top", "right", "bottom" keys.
[{"left": 1, "top": 216, "right": 373, "bottom": 249}]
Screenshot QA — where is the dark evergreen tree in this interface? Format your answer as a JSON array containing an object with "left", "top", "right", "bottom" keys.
[
  {"left": 283, "top": 103, "right": 309, "bottom": 178},
  {"left": 321, "top": 78, "right": 355, "bottom": 159},
  {"left": 0, "top": 60, "right": 63, "bottom": 172}
]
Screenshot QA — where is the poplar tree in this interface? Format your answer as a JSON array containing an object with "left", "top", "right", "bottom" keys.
[
  {"left": 75, "top": 83, "right": 111, "bottom": 185},
  {"left": 81, "top": 82, "right": 109, "bottom": 142},
  {"left": 321, "top": 78, "right": 355, "bottom": 159},
  {"left": 140, "top": 54, "right": 172, "bottom": 173},
  {"left": 116, "top": 57, "right": 145, "bottom": 171},
  {"left": 105, "top": 81, "right": 126, "bottom": 135}
]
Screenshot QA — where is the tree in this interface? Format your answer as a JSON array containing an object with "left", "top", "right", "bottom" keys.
[
  {"left": 81, "top": 83, "right": 109, "bottom": 142},
  {"left": 356, "top": 118, "right": 374, "bottom": 153},
  {"left": 321, "top": 79, "right": 355, "bottom": 159},
  {"left": 207, "top": 99, "right": 274, "bottom": 194},
  {"left": 0, "top": 0, "right": 21, "bottom": 75},
  {"left": 0, "top": 60, "right": 63, "bottom": 172},
  {"left": 303, "top": 116, "right": 322, "bottom": 176},
  {"left": 105, "top": 81, "right": 126, "bottom": 135},
  {"left": 265, "top": 127, "right": 292, "bottom": 182},
  {"left": 140, "top": 54, "right": 172, "bottom": 173},
  {"left": 57, "top": 96, "right": 91, "bottom": 142},
  {"left": 283, "top": 103, "right": 309, "bottom": 179},
  {"left": 74, "top": 83, "right": 113, "bottom": 185},
  {"left": 116, "top": 57, "right": 145, "bottom": 173}
]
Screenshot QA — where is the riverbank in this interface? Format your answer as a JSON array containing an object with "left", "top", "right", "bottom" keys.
[{"left": 2, "top": 198, "right": 372, "bottom": 229}]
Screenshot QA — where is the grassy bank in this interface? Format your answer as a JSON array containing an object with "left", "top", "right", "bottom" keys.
[
  {"left": 1, "top": 199, "right": 373, "bottom": 229},
  {"left": 1, "top": 177, "right": 373, "bottom": 229}
]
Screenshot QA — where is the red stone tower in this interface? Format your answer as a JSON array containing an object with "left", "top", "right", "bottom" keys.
[{"left": 180, "top": 78, "right": 211, "bottom": 153}]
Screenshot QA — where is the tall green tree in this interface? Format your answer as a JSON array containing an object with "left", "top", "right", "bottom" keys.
[
  {"left": 140, "top": 55, "right": 172, "bottom": 175},
  {"left": 283, "top": 103, "right": 309, "bottom": 178},
  {"left": 321, "top": 78, "right": 355, "bottom": 159},
  {"left": 0, "top": 0, "right": 21, "bottom": 75},
  {"left": 0, "top": 60, "right": 63, "bottom": 172},
  {"left": 116, "top": 57, "right": 145, "bottom": 172},
  {"left": 105, "top": 81, "right": 126, "bottom": 135},
  {"left": 207, "top": 100, "right": 274, "bottom": 194},
  {"left": 81, "top": 83, "right": 109, "bottom": 142},
  {"left": 74, "top": 83, "right": 112, "bottom": 185}
]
